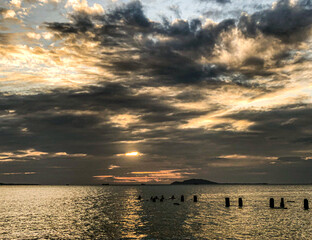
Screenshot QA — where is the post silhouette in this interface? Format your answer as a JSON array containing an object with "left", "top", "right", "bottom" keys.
[
  {"left": 238, "top": 198, "right": 243, "bottom": 207},
  {"left": 304, "top": 199, "right": 309, "bottom": 210},
  {"left": 181, "top": 195, "right": 184, "bottom": 202},
  {"left": 270, "top": 198, "right": 274, "bottom": 208},
  {"left": 280, "top": 198, "right": 285, "bottom": 208},
  {"left": 160, "top": 195, "right": 164, "bottom": 201},
  {"left": 225, "top": 197, "right": 230, "bottom": 207},
  {"left": 193, "top": 195, "right": 198, "bottom": 202}
]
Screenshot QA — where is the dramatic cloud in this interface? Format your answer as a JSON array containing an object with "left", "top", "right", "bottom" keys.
[
  {"left": 238, "top": 0, "right": 312, "bottom": 43},
  {"left": 1, "top": 0, "right": 312, "bottom": 184},
  {"left": 46, "top": 1, "right": 237, "bottom": 86}
]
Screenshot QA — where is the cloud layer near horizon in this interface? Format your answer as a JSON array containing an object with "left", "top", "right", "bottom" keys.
[{"left": 1, "top": 0, "right": 312, "bottom": 184}]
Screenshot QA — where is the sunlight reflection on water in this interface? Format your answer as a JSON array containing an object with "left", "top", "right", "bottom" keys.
[{"left": 0, "top": 185, "right": 312, "bottom": 239}]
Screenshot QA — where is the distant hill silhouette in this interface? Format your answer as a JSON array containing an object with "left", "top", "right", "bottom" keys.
[{"left": 171, "top": 179, "right": 218, "bottom": 185}]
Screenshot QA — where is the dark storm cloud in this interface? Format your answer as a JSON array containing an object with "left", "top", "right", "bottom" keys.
[
  {"left": 0, "top": 83, "right": 207, "bottom": 153},
  {"left": 48, "top": 13, "right": 94, "bottom": 34},
  {"left": 238, "top": 0, "right": 312, "bottom": 43},
  {"left": 47, "top": 1, "right": 237, "bottom": 85},
  {"left": 0, "top": 83, "right": 170, "bottom": 114},
  {"left": 223, "top": 104, "right": 312, "bottom": 147},
  {"left": 45, "top": 0, "right": 312, "bottom": 88}
]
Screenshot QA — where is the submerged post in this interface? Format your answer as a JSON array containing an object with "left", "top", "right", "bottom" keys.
[
  {"left": 304, "top": 199, "right": 309, "bottom": 210},
  {"left": 193, "top": 195, "right": 198, "bottom": 202},
  {"left": 238, "top": 198, "right": 243, "bottom": 207},
  {"left": 280, "top": 198, "right": 285, "bottom": 208},
  {"left": 181, "top": 195, "right": 185, "bottom": 202},
  {"left": 225, "top": 197, "right": 230, "bottom": 207},
  {"left": 270, "top": 198, "right": 274, "bottom": 208}
]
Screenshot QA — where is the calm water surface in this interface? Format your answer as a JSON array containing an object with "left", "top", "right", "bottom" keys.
[{"left": 0, "top": 185, "right": 311, "bottom": 239}]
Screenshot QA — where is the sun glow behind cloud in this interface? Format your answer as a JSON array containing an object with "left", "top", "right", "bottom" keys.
[
  {"left": 125, "top": 152, "right": 140, "bottom": 156},
  {"left": 93, "top": 169, "right": 197, "bottom": 183}
]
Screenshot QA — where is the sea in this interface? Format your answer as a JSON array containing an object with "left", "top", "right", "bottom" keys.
[{"left": 0, "top": 185, "right": 311, "bottom": 239}]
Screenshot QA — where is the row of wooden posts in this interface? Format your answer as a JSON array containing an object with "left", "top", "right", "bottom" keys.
[
  {"left": 268, "top": 197, "right": 309, "bottom": 210},
  {"left": 226, "top": 197, "right": 309, "bottom": 210},
  {"left": 138, "top": 195, "right": 309, "bottom": 210}
]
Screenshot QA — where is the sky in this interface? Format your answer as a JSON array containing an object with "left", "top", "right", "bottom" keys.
[{"left": 1, "top": 0, "right": 312, "bottom": 184}]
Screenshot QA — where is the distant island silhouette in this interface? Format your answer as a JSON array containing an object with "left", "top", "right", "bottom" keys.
[{"left": 171, "top": 179, "right": 218, "bottom": 185}]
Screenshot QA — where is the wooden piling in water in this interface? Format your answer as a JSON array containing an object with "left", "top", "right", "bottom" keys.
[
  {"left": 280, "top": 198, "right": 285, "bottom": 208},
  {"left": 238, "top": 198, "right": 243, "bottom": 207},
  {"left": 193, "top": 195, "right": 198, "bottom": 202},
  {"left": 270, "top": 198, "right": 274, "bottom": 208},
  {"left": 225, "top": 197, "right": 230, "bottom": 207},
  {"left": 304, "top": 199, "right": 309, "bottom": 210}
]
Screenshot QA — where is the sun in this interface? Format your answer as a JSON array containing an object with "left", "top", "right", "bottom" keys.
[
  {"left": 125, "top": 151, "right": 140, "bottom": 156},
  {"left": 116, "top": 151, "right": 143, "bottom": 157}
]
